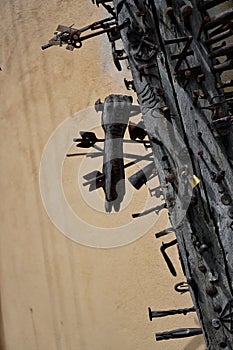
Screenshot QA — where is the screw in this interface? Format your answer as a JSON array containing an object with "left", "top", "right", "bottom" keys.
[{"left": 221, "top": 193, "right": 232, "bottom": 205}]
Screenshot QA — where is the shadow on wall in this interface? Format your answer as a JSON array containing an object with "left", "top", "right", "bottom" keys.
[
  {"left": 184, "top": 336, "right": 204, "bottom": 350},
  {"left": 0, "top": 293, "right": 6, "bottom": 350}
]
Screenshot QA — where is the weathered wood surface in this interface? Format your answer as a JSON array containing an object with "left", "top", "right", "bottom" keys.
[
  {"left": 113, "top": 0, "right": 233, "bottom": 348},
  {"left": 1, "top": 1, "right": 205, "bottom": 350}
]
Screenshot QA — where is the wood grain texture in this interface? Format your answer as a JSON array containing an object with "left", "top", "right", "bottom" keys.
[
  {"left": 0, "top": 0, "right": 210, "bottom": 349},
  {"left": 113, "top": 0, "right": 233, "bottom": 348}
]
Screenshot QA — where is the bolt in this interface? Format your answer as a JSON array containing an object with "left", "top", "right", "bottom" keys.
[
  {"left": 166, "top": 6, "right": 174, "bottom": 16},
  {"left": 197, "top": 15, "right": 211, "bottom": 40},
  {"left": 199, "top": 243, "right": 209, "bottom": 254},
  {"left": 206, "top": 285, "right": 218, "bottom": 296},
  {"left": 166, "top": 174, "right": 176, "bottom": 183},
  {"left": 220, "top": 341, "right": 227, "bottom": 348},
  {"left": 218, "top": 184, "right": 225, "bottom": 193},
  {"left": 214, "top": 304, "right": 222, "bottom": 313},
  {"left": 221, "top": 193, "right": 232, "bottom": 205},
  {"left": 181, "top": 5, "right": 192, "bottom": 27},
  {"left": 191, "top": 195, "right": 198, "bottom": 205},
  {"left": 210, "top": 170, "right": 225, "bottom": 183},
  {"left": 212, "top": 318, "right": 221, "bottom": 329},
  {"left": 198, "top": 264, "right": 207, "bottom": 273},
  {"left": 197, "top": 74, "right": 205, "bottom": 84}
]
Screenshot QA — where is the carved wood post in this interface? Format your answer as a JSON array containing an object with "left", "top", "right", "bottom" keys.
[{"left": 113, "top": 0, "right": 233, "bottom": 348}]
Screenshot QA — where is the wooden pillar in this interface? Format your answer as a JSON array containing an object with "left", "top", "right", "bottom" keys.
[{"left": 113, "top": 0, "right": 233, "bottom": 348}]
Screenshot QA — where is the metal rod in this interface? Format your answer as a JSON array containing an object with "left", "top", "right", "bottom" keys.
[
  {"left": 216, "top": 79, "right": 233, "bottom": 88},
  {"left": 164, "top": 36, "right": 191, "bottom": 45},
  {"left": 155, "top": 328, "right": 203, "bottom": 341},
  {"left": 171, "top": 50, "right": 194, "bottom": 60},
  {"left": 148, "top": 306, "right": 195, "bottom": 320},
  {"left": 205, "top": 28, "right": 233, "bottom": 46},
  {"left": 204, "top": 8, "right": 233, "bottom": 31},
  {"left": 155, "top": 227, "right": 175, "bottom": 238},
  {"left": 209, "top": 43, "right": 233, "bottom": 58},
  {"left": 160, "top": 239, "right": 178, "bottom": 277},
  {"left": 199, "top": 0, "right": 230, "bottom": 11},
  {"left": 128, "top": 163, "right": 156, "bottom": 190},
  {"left": 174, "top": 36, "right": 193, "bottom": 73},
  {"left": 213, "top": 59, "right": 233, "bottom": 73},
  {"left": 208, "top": 20, "right": 233, "bottom": 38}
]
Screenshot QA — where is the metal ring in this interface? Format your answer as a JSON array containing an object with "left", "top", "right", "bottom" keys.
[{"left": 174, "top": 281, "right": 190, "bottom": 294}]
